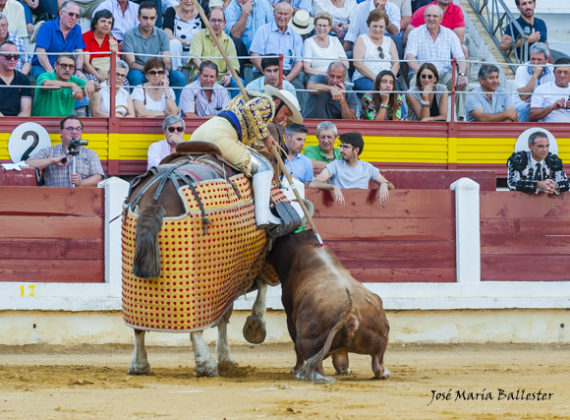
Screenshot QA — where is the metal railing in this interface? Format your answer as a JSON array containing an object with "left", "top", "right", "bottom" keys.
[{"left": 466, "top": 0, "right": 529, "bottom": 71}]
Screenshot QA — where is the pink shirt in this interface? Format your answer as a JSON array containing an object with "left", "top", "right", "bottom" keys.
[{"left": 410, "top": 1, "right": 465, "bottom": 30}]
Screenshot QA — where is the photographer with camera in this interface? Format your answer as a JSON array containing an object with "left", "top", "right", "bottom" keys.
[{"left": 26, "top": 116, "right": 104, "bottom": 187}]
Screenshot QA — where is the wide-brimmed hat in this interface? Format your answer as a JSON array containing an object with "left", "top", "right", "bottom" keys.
[
  {"left": 289, "top": 10, "right": 314, "bottom": 36},
  {"left": 264, "top": 85, "right": 303, "bottom": 124}
]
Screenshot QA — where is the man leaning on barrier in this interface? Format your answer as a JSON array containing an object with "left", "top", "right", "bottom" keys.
[
  {"left": 507, "top": 130, "right": 568, "bottom": 195},
  {"left": 26, "top": 116, "right": 104, "bottom": 188}
]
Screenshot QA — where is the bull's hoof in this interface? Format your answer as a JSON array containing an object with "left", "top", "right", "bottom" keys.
[
  {"left": 196, "top": 359, "right": 219, "bottom": 378},
  {"left": 243, "top": 315, "right": 266, "bottom": 344},
  {"left": 128, "top": 362, "right": 151, "bottom": 375}
]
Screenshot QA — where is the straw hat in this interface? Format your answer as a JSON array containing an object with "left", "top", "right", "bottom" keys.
[
  {"left": 264, "top": 85, "right": 303, "bottom": 124},
  {"left": 289, "top": 10, "right": 314, "bottom": 36}
]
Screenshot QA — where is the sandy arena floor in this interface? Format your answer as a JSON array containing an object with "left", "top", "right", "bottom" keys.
[{"left": 0, "top": 342, "right": 568, "bottom": 419}]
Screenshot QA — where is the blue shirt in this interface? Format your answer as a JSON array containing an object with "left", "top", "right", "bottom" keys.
[
  {"left": 32, "top": 18, "right": 86, "bottom": 67},
  {"left": 284, "top": 153, "right": 314, "bottom": 182},
  {"left": 505, "top": 16, "right": 547, "bottom": 45},
  {"left": 326, "top": 160, "right": 379, "bottom": 189},
  {"left": 249, "top": 21, "right": 304, "bottom": 71},
  {"left": 267, "top": 0, "right": 312, "bottom": 12},
  {"left": 224, "top": 0, "right": 273, "bottom": 50},
  {"left": 465, "top": 86, "right": 514, "bottom": 122}
]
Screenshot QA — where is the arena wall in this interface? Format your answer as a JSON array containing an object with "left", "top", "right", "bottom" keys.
[{"left": 0, "top": 177, "right": 568, "bottom": 345}]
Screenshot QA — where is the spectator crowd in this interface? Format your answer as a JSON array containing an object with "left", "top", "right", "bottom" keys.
[{"left": 0, "top": 0, "right": 567, "bottom": 122}]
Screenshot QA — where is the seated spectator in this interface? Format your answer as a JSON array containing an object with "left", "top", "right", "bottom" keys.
[
  {"left": 411, "top": 0, "right": 431, "bottom": 13},
  {"left": 82, "top": 9, "right": 119, "bottom": 83},
  {"left": 0, "top": 12, "right": 30, "bottom": 74},
  {"left": 303, "top": 120, "right": 341, "bottom": 171},
  {"left": 405, "top": 4, "right": 467, "bottom": 120},
  {"left": 309, "top": 131, "right": 392, "bottom": 206},
  {"left": 31, "top": 1, "right": 86, "bottom": 80},
  {"left": 405, "top": 62, "right": 447, "bottom": 121},
  {"left": 499, "top": 0, "right": 548, "bottom": 63},
  {"left": 312, "top": 0, "right": 357, "bottom": 40},
  {"left": 466, "top": 64, "right": 516, "bottom": 123},
  {"left": 89, "top": 59, "right": 134, "bottom": 117},
  {"left": 122, "top": 1, "right": 186, "bottom": 102},
  {"left": 180, "top": 60, "right": 229, "bottom": 118},
  {"left": 19, "top": 0, "right": 58, "bottom": 37},
  {"left": 132, "top": 58, "right": 178, "bottom": 117},
  {"left": 224, "top": 0, "right": 273, "bottom": 52},
  {"left": 343, "top": 0, "right": 401, "bottom": 55},
  {"left": 529, "top": 58, "right": 570, "bottom": 123},
  {"left": 361, "top": 70, "right": 403, "bottom": 120},
  {"left": 390, "top": 0, "right": 412, "bottom": 34},
  {"left": 283, "top": 123, "right": 313, "bottom": 183},
  {"left": 267, "top": 0, "right": 311, "bottom": 14},
  {"left": 304, "top": 61, "right": 359, "bottom": 119},
  {"left": 303, "top": 12, "right": 348, "bottom": 79},
  {"left": 507, "top": 130, "right": 568, "bottom": 194},
  {"left": 353, "top": 10, "right": 399, "bottom": 93},
  {"left": 246, "top": 55, "right": 297, "bottom": 97},
  {"left": 163, "top": 0, "right": 202, "bottom": 72},
  {"left": 147, "top": 115, "right": 188, "bottom": 169},
  {"left": 26, "top": 116, "right": 104, "bottom": 188},
  {"left": 249, "top": 1, "right": 304, "bottom": 92},
  {"left": 1, "top": 0, "right": 26, "bottom": 39},
  {"left": 32, "top": 54, "right": 98, "bottom": 117},
  {"left": 187, "top": 9, "right": 241, "bottom": 97},
  {"left": 512, "top": 42, "right": 553, "bottom": 122},
  {"left": 405, "top": 0, "right": 465, "bottom": 46},
  {"left": 93, "top": 0, "right": 139, "bottom": 43},
  {"left": 0, "top": 40, "right": 31, "bottom": 116}
]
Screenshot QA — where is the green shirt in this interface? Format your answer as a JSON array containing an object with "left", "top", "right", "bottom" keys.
[
  {"left": 32, "top": 72, "right": 86, "bottom": 117},
  {"left": 186, "top": 29, "right": 239, "bottom": 82},
  {"left": 304, "top": 145, "right": 341, "bottom": 163}
]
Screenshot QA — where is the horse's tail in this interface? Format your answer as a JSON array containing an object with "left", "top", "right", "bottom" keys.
[{"left": 133, "top": 204, "right": 166, "bottom": 279}]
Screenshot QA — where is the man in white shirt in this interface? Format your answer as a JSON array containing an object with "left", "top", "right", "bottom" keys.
[
  {"left": 245, "top": 56, "right": 297, "bottom": 100},
  {"left": 180, "top": 61, "right": 230, "bottom": 118},
  {"left": 147, "top": 115, "right": 187, "bottom": 169},
  {"left": 93, "top": 0, "right": 139, "bottom": 42},
  {"left": 529, "top": 57, "right": 570, "bottom": 123},
  {"left": 512, "top": 42, "right": 553, "bottom": 122}
]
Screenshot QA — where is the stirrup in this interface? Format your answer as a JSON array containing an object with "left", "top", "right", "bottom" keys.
[{"left": 266, "top": 201, "right": 302, "bottom": 238}]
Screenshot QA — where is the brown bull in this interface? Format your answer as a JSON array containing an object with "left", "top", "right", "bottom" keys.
[{"left": 268, "top": 229, "right": 390, "bottom": 383}]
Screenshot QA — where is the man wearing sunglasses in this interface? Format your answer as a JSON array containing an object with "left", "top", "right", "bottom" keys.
[
  {"left": 0, "top": 40, "right": 31, "bottom": 116},
  {"left": 32, "top": 54, "right": 98, "bottom": 116},
  {"left": 146, "top": 115, "right": 187, "bottom": 169},
  {"left": 26, "top": 116, "right": 104, "bottom": 188},
  {"left": 31, "top": 1, "right": 86, "bottom": 80}
]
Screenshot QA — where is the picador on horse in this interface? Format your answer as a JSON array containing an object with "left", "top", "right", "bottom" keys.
[{"left": 122, "top": 86, "right": 308, "bottom": 377}]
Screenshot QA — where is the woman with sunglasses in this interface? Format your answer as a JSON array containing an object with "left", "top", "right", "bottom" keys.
[
  {"left": 405, "top": 62, "right": 448, "bottom": 121},
  {"left": 361, "top": 70, "right": 403, "bottom": 120},
  {"left": 132, "top": 58, "right": 179, "bottom": 117},
  {"left": 89, "top": 59, "right": 134, "bottom": 117},
  {"left": 352, "top": 9, "right": 398, "bottom": 94},
  {"left": 303, "top": 12, "right": 349, "bottom": 79},
  {"left": 82, "top": 9, "right": 118, "bottom": 83},
  {"left": 147, "top": 115, "right": 188, "bottom": 169}
]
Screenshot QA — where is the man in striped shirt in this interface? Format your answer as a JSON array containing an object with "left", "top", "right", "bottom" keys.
[{"left": 180, "top": 61, "right": 230, "bottom": 118}]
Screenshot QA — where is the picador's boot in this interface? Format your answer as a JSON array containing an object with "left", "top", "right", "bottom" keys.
[{"left": 252, "top": 170, "right": 282, "bottom": 229}]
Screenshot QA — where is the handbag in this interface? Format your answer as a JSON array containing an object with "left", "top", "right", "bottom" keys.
[{"left": 90, "top": 37, "right": 119, "bottom": 79}]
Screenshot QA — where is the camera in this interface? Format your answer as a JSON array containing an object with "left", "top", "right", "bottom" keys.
[{"left": 62, "top": 138, "right": 88, "bottom": 164}]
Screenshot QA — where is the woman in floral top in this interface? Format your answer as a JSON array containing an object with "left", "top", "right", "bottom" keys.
[{"left": 361, "top": 70, "right": 403, "bottom": 121}]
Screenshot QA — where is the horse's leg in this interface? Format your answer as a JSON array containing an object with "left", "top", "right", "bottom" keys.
[
  {"left": 217, "top": 304, "right": 237, "bottom": 366},
  {"left": 191, "top": 331, "right": 219, "bottom": 377},
  {"left": 128, "top": 329, "right": 151, "bottom": 375},
  {"left": 243, "top": 277, "right": 268, "bottom": 344}
]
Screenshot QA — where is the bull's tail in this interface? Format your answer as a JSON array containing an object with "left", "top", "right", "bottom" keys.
[
  {"left": 297, "top": 287, "right": 354, "bottom": 383},
  {"left": 132, "top": 204, "right": 166, "bottom": 279}
]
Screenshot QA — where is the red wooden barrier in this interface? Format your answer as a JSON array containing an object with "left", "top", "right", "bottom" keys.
[
  {"left": 480, "top": 191, "right": 570, "bottom": 281},
  {"left": 0, "top": 187, "right": 105, "bottom": 283},
  {"left": 306, "top": 189, "right": 457, "bottom": 283}
]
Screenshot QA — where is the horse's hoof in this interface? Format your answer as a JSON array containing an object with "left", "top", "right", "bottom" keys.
[
  {"left": 196, "top": 360, "right": 219, "bottom": 378},
  {"left": 335, "top": 368, "right": 351, "bottom": 376},
  {"left": 128, "top": 362, "right": 151, "bottom": 375},
  {"left": 296, "top": 370, "right": 335, "bottom": 384},
  {"left": 243, "top": 315, "right": 266, "bottom": 344}
]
